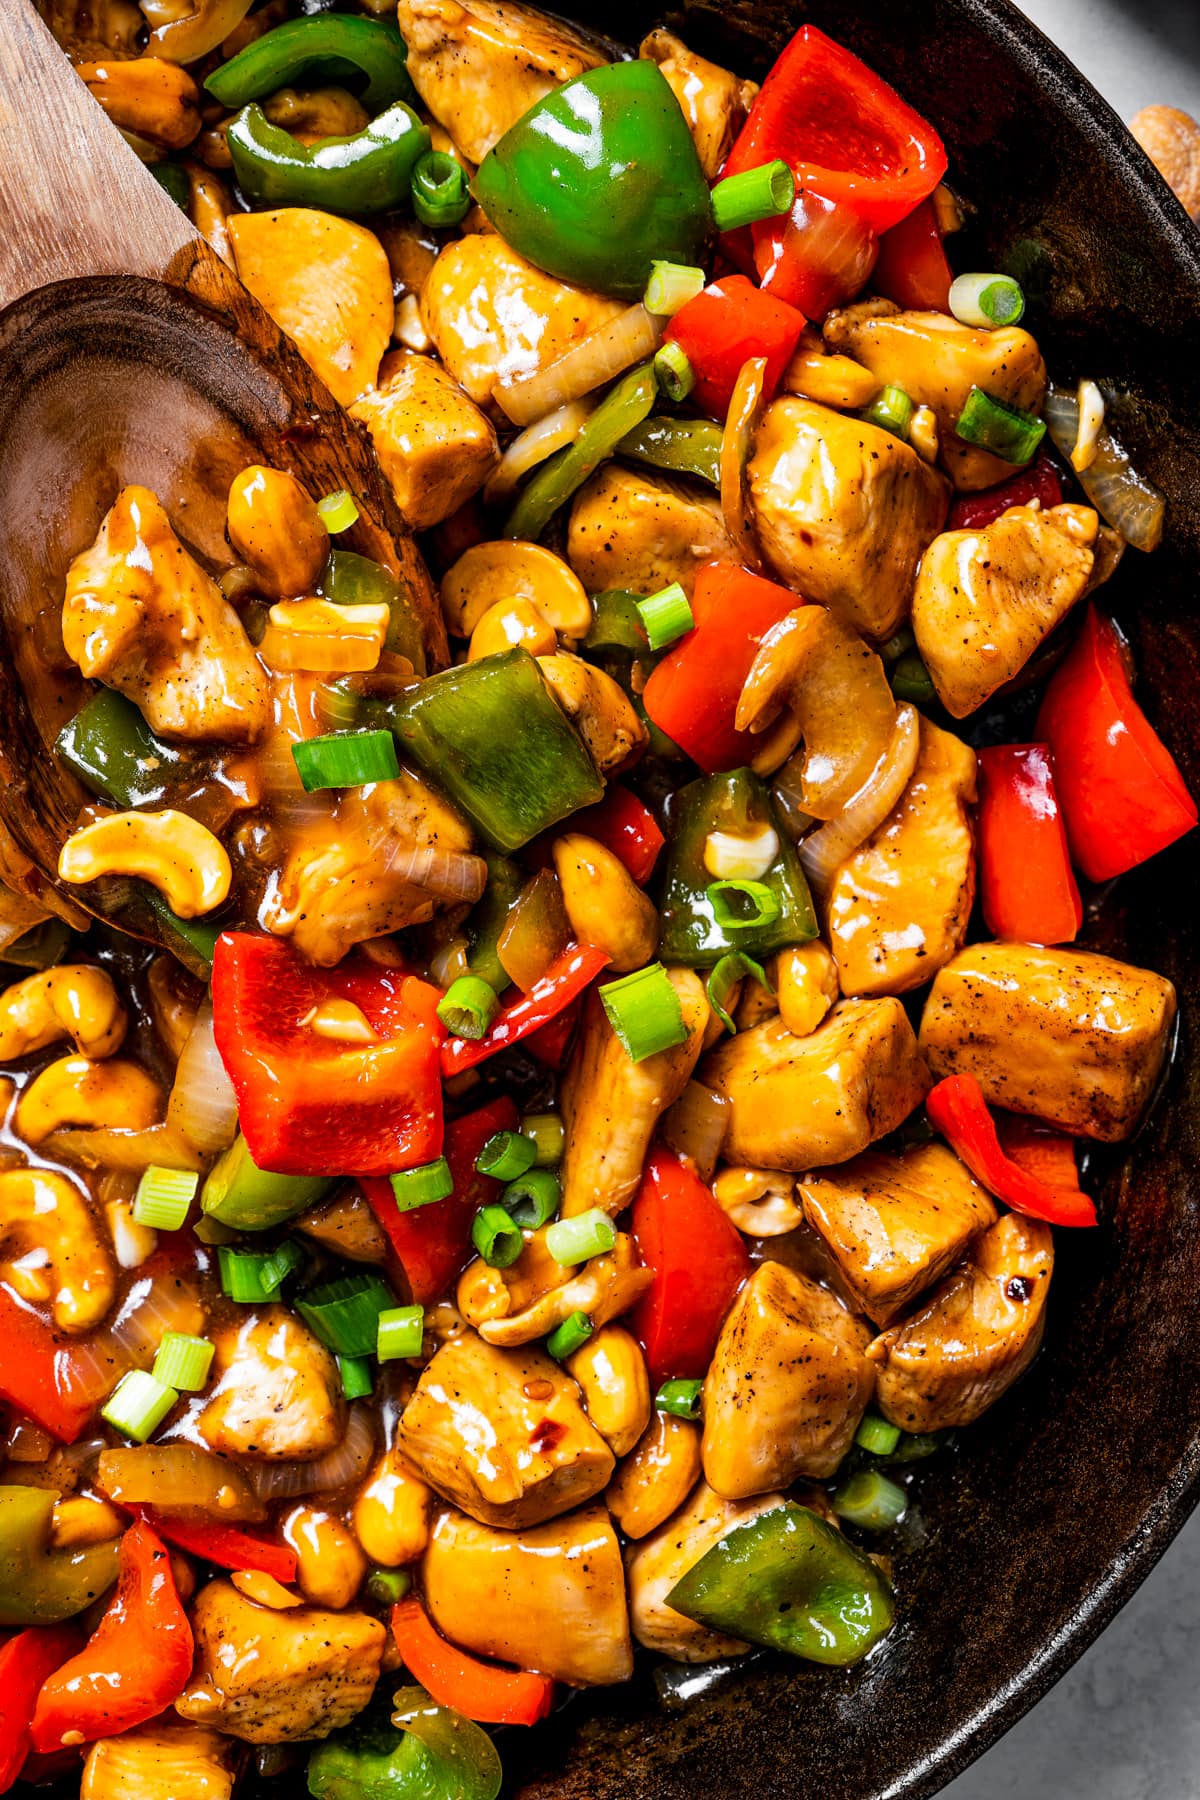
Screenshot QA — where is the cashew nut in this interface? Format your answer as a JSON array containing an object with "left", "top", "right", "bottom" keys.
[
  {"left": 567, "top": 1325, "right": 651, "bottom": 1456},
  {"left": 16, "top": 1056, "right": 163, "bottom": 1145},
  {"left": 552, "top": 834, "right": 658, "bottom": 974},
  {"left": 231, "top": 1570, "right": 301, "bottom": 1610},
  {"left": 284, "top": 1504, "right": 368, "bottom": 1609},
  {"left": 712, "top": 1165, "right": 804, "bottom": 1237},
  {"left": 607, "top": 1412, "right": 702, "bottom": 1540},
  {"left": 458, "top": 1227, "right": 652, "bottom": 1347},
  {"left": 75, "top": 57, "right": 202, "bottom": 151},
  {"left": 441, "top": 541, "right": 591, "bottom": 638},
  {"left": 0, "top": 1168, "right": 116, "bottom": 1332},
  {"left": 51, "top": 1494, "right": 124, "bottom": 1548},
  {"left": 352, "top": 1449, "right": 432, "bottom": 1567},
  {"left": 59, "top": 811, "right": 231, "bottom": 919},
  {"left": 774, "top": 942, "right": 839, "bottom": 1038},
  {"left": 0, "top": 964, "right": 127, "bottom": 1062},
  {"left": 226, "top": 465, "right": 329, "bottom": 600},
  {"left": 469, "top": 597, "right": 557, "bottom": 661}
]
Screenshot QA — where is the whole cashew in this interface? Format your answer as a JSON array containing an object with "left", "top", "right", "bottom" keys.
[
  {"left": 59, "top": 810, "right": 231, "bottom": 918},
  {"left": 16, "top": 1056, "right": 163, "bottom": 1145},
  {"left": 0, "top": 1168, "right": 116, "bottom": 1333},
  {"left": 712, "top": 1165, "right": 804, "bottom": 1236},
  {"left": 0, "top": 964, "right": 127, "bottom": 1062}
]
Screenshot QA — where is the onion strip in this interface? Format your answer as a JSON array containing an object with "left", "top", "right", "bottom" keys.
[
  {"left": 484, "top": 400, "right": 597, "bottom": 505},
  {"left": 799, "top": 703, "right": 921, "bottom": 897},
  {"left": 167, "top": 1000, "right": 238, "bottom": 1157},
  {"left": 1043, "top": 384, "right": 1165, "bottom": 552},
  {"left": 250, "top": 1404, "right": 376, "bottom": 1501},
  {"left": 496, "top": 306, "right": 665, "bottom": 428},
  {"left": 721, "top": 355, "right": 768, "bottom": 572}
]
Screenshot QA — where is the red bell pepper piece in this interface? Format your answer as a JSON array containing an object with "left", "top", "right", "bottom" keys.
[
  {"left": 926, "top": 1074, "right": 1097, "bottom": 1228},
  {"left": 631, "top": 1148, "right": 752, "bottom": 1386},
  {"left": 440, "top": 943, "right": 608, "bottom": 1076},
  {"left": 391, "top": 1595, "right": 555, "bottom": 1726},
  {"left": 0, "top": 1287, "right": 96, "bottom": 1444},
  {"left": 872, "top": 197, "right": 953, "bottom": 312},
  {"left": 663, "top": 276, "right": 804, "bottom": 420},
  {"left": 995, "top": 1112, "right": 1082, "bottom": 1193},
  {"left": 0, "top": 1624, "right": 82, "bottom": 1793},
  {"left": 564, "top": 786, "right": 665, "bottom": 886},
  {"left": 522, "top": 997, "right": 581, "bottom": 1070},
  {"left": 126, "top": 1507, "right": 297, "bottom": 1586},
  {"left": 1035, "top": 605, "right": 1197, "bottom": 881},
  {"left": 211, "top": 932, "right": 445, "bottom": 1177},
  {"left": 751, "top": 187, "right": 878, "bottom": 319},
  {"left": 642, "top": 563, "right": 800, "bottom": 774},
  {"left": 948, "top": 456, "right": 1063, "bottom": 531},
  {"left": 977, "top": 744, "right": 1082, "bottom": 947},
  {"left": 31, "top": 1521, "right": 193, "bottom": 1752},
  {"left": 362, "top": 1096, "right": 518, "bottom": 1303}
]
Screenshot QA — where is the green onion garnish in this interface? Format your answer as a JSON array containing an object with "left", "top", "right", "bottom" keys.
[
  {"left": 654, "top": 341, "right": 695, "bottom": 404},
  {"left": 411, "top": 149, "right": 470, "bottom": 229},
  {"left": 291, "top": 729, "right": 400, "bottom": 793},
  {"left": 101, "top": 1369, "right": 178, "bottom": 1442},
  {"left": 636, "top": 582, "right": 694, "bottom": 652},
  {"left": 367, "top": 1566, "right": 411, "bottom": 1604},
  {"left": 377, "top": 1303, "right": 425, "bottom": 1363},
  {"left": 855, "top": 1412, "right": 902, "bottom": 1457},
  {"left": 831, "top": 1469, "right": 907, "bottom": 1531},
  {"left": 151, "top": 1331, "right": 214, "bottom": 1393},
  {"left": 317, "top": 489, "right": 360, "bottom": 533},
  {"left": 259, "top": 1239, "right": 306, "bottom": 1293},
  {"left": 338, "top": 1355, "right": 374, "bottom": 1400},
  {"left": 297, "top": 1272, "right": 397, "bottom": 1358},
  {"left": 501, "top": 1167, "right": 561, "bottom": 1231},
  {"left": 706, "top": 951, "right": 772, "bottom": 1036},
  {"left": 390, "top": 1156, "right": 454, "bottom": 1212},
  {"left": 471, "top": 1202, "right": 524, "bottom": 1268},
  {"left": 132, "top": 1166, "right": 198, "bottom": 1232},
  {"left": 891, "top": 652, "right": 937, "bottom": 704},
  {"left": 709, "top": 158, "right": 795, "bottom": 233},
  {"left": 948, "top": 271, "right": 1026, "bottom": 329},
  {"left": 862, "top": 384, "right": 914, "bottom": 442},
  {"left": 546, "top": 1310, "right": 593, "bottom": 1361},
  {"left": 476, "top": 1130, "right": 536, "bottom": 1183},
  {"left": 600, "top": 963, "right": 688, "bottom": 1063},
  {"left": 656, "top": 1377, "right": 703, "bottom": 1419},
  {"left": 436, "top": 975, "right": 499, "bottom": 1041},
  {"left": 705, "top": 879, "right": 781, "bottom": 931},
  {"left": 520, "top": 1112, "right": 565, "bottom": 1167},
  {"left": 954, "top": 386, "right": 1047, "bottom": 465},
  {"left": 218, "top": 1245, "right": 283, "bottom": 1304},
  {"left": 545, "top": 1207, "right": 616, "bottom": 1266},
  {"left": 644, "top": 260, "right": 706, "bottom": 317}
]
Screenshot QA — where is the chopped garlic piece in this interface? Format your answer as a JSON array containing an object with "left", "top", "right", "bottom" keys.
[
  {"left": 1071, "top": 378, "right": 1106, "bottom": 473},
  {"left": 299, "top": 999, "right": 377, "bottom": 1044}
]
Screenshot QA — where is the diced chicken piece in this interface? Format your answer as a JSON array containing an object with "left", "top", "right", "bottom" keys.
[
  {"left": 568, "top": 463, "right": 738, "bottom": 599},
  {"left": 198, "top": 1306, "right": 344, "bottom": 1461},
  {"left": 868, "top": 1212, "right": 1053, "bottom": 1430},
  {"left": 350, "top": 350, "right": 498, "bottom": 531},
  {"left": 748, "top": 397, "right": 950, "bottom": 640},
  {"left": 175, "top": 1581, "right": 385, "bottom": 1744},
  {"left": 81, "top": 1720, "right": 237, "bottom": 1800},
  {"left": 919, "top": 942, "right": 1177, "bottom": 1141},
  {"left": 296, "top": 1185, "right": 388, "bottom": 1264},
  {"left": 626, "top": 1481, "right": 790, "bottom": 1662},
  {"left": 824, "top": 302, "right": 1048, "bottom": 491},
  {"left": 799, "top": 1142, "right": 997, "bottom": 1327},
  {"left": 396, "top": 1331, "right": 614, "bottom": 1527},
  {"left": 827, "top": 716, "right": 977, "bottom": 996},
  {"left": 423, "top": 1502, "right": 632, "bottom": 1685},
  {"left": 457, "top": 1225, "right": 651, "bottom": 1346},
  {"left": 702, "top": 1262, "right": 873, "bottom": 1494},
  {"left": 396, "top": 0, "right": 605, "bottom": 165},
  {"left": 639, "top": 29, "right": 758, "bottom": 179},
  {"left": 422, "top": 234, "right": 625, "bottom": 414},
  {"left": 702, "top": 998, "right": 930, "bottom": 1171},
  {"left": 62, "top": 485, "right": 269, "bottom": 744},
  {"left": 912, "top": 504, "right": 1098, "bottom": 718},
  {"left": 560, "top": 972, "right": 710, "bottom": 1216},
  {"left": 537, "top": 653, "right": 647, "bottom": 773}
]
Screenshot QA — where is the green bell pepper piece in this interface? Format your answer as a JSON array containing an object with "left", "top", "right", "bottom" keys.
[
  {"left": 150, "top": 162, "right": 190, "bottom": 210},
  {"left": 584, "top": 591, "right": 650, "bottom": 658},
  {"left": 56, "top": 687, "right": 189, "bottom": 808},
  {"left": 206, "top": 15, "right": 417, "bottom": 115},
  {"left": 665, "top": 1504, "right": 895, "bottom": 1666},
  {"left": 464, "top": 852, "right": 523, "bottom": 994},
  {"left": 475, "top": 60, "right": 711, "bottom": 300},
  {"left": 318, "top": 550, "right": 428, "bottom": 676},
  {"left": 386, "top": 649, "right": 603, "bottom": 853},
  {"left": 0, "top": 1486, "right": 120, "bottom": 1626},
  {"left": 1, "top": 919, "right": 71, "bottom": 971},
  {"left": 202, "top": 1132, "right": 335, "bottom": 1232},
  {"left": 503, "top": 363, "right": 658, "bottom": 542},
  {"left": 227, "top": 100, "right": 430, "bottom": 216},
  {"left": 618, "top": 417, "right": 723, "bottom": 487},
  {"left": 658, "top": 768, "right": 817, "bottom": 967},
  {"left": 306, "top": 1688, "right": 501, "bottom": 1800}
]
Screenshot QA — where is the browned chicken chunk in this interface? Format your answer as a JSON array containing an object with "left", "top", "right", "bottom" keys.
[
  {"left": 198, "top": 1307, "right": 345, "bottom": 1461},
  {"left": 626, "top": 1481, "right": 790, "bottom": 1661},
  {"left": 568, "top": 463, "right": 738, "bottom": 599},
  {"left": 638, "top": 29, "right": 757, "bottom": 177},
  {"left": 351, "top": 351, "right": 498, "bottom": 529},
  {"left": 81, "top": 1720, "right": 237, "bottom": 1800}
]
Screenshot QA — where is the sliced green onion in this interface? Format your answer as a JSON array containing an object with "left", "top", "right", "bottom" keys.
[
  {"left": 710, "top": 158, "right": 795, "bottom": 233},
  {"left": 475, "top": 1130, "right": 536, "bottom": 1183},
  {"left": 832, "top": 1469, "right": 907, "bottom": 1531},
  {"left": 411, "top": 149, "right": 470, "bottom": 229},
  {"left": 338, "top": 1355, "right": 374, "bottom": 1400},
  {"left": 855, "top": 1411, "right": 902, "bottom": 1457},
  {"left": 501, "top": 1167, "right": 561, "bottom": 1231},
  {"left": 545, "top": 1207, "right": 616, "bottom": 1266},
  {"left": 600, "top": 963, "right": 687, "bottom": 1063},
  {"left": 520, "top": 1112, "right": 565, "bottom": 1167},
  {"left": 367, "top": 1566, "right": 411, "bottom": 1604},
  {"left": 436, "top": 975, "right": 499, "bottom": 1041},
  {"left": 879, "top": 626, "right": 915, "bottom": 665},
  {"left": 101, "top": 1370, "right": 178, "bottom": 1443},
  {"left": 217, "top": 1245, "right": 279, "bottom": 1304},
  {"left": 656, "top": 1377, "right": 703, "bottom": 1419},
  {"left": 471, "top": 1203, "right": 524, "bottom": 1269},
  {"left": 955, "top": 386, "right": 1046, "bottom": 465},
  {"left": 891, "top": 652, "right": 936, "bottom": 704},
  {"left": 862, "top": 384, "right": 914, "bottom": 441},
  {"left": 297, "top": 1272, "right": 397, "bottom": 1358},
  {"left": 391, "top": 1157, "right": 454, "bottom": 1212},
  {"left": 888, "top": 1430, "right": 946, "bottom": 1463},
  {"left": 654, "top": 341, "right": 695, "bottom": 404},
  {"left": 636, "top": 582, "right": 694, "bottom": 652},
  {"left": 377, "top": 1303, "right": 425, "bottom": 1363},
  {"left": 706, "top": 951, "right": 772, "bottom": 1036},
  {"left": 152, "top": 1332, "right": 214, "bottom": 1392},
  {"left": 132, "top": 1165, "right": 198, "bottom": 1231},
  {"left": 546, "top": 1310, "right": 593, "bottom": 1361},
  {"left": 291, "top": 729, "right": 400, "bottom": 793},
  {"left": 705, "top": 879, "right": 781, "bottom": 931},
  {"left": 949, "top": 271, "right": 1026, "bottom": 329},
  {"left": 258, "top": 1239, "right": 306, "bottom": 1294},
  {"left": 644, "top": 260, "right": 706, "bottom": 317},
  {"left": 317, "top": 489, "right": 360, "bottom": 533}
]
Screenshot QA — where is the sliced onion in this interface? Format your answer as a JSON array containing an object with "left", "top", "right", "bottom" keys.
[
  {"left": 800, "top": 703, "right": 921, "bottom": 897},
  {"left": 721, "top": 356, "right": 768, "bottom": 571},
  {"left": 661, "top": 1082, "right": 731, "bottom": 1183},
  {"left": 97, "top": 1444, "right": 266, "bottom": 1523},
  {"left": 167, "top": 1000, "right": 238, "bottom": 1157},
  {"left": 496, "top": 306, "right": 665, "bottom": 427},
  {"left": 378, "top": 840, "right": 487, "bottom": 903},
  {"left": 107, "top": 1271, "right": 206, "bottom": 1365},
  {"left": 250, "top": 1404, "right": 375, "bottom": 1501},
  {"left": 484, "top": 399, "right": 597, "bottom": 505},
  {"left": 48, "top": 1121, "right": 205, "bottom": 1174},
  {"left": 1043, "top": 384, "right": 1165, "bottom": 552}
]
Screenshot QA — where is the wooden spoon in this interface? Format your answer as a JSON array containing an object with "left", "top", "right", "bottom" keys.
[{"left": 0, "top": 1, "right": 445, "bottom": 953}]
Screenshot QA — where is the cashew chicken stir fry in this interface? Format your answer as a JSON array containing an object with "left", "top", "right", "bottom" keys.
[{"left": 1, "top": 0, "right": 1193, "bottom": 1793}]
